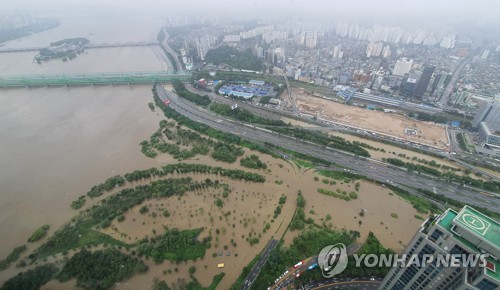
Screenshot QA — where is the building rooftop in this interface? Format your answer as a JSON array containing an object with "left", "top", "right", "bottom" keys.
[{"left": 437, "top": 207, "right": 499, "bottom": 282}]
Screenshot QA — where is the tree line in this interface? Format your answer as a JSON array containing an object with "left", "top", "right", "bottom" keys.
[
  {"left": 209, "top": 103, "right": 287, "bottom": 126},
  {"left": 0, "top": 263, "right": 58, "bottom": 290},
  {"left": 0, "top": 245, "right": 27, "bottom": 271},
  {"left": 57, "top": 248, "right": 147, "bottom": 290},
  {"left": 86, "top": 175, "right": 126, "bottom": 198},
  {"left": 250, "top": 229, "right": 355, "bottom": 289},
  {"left": 272, "top": 127, "right": 371, "bottom": 157},
  {"left": 173, "top": 81, "right": 211, "bottom": 107},
  {"left": 137, "top": 229, "right": 210, "bottom": 263},
  {"left": 152, "top": 86, "right": 277, "bottom": 158},
  {"left": 240, "top": 154, "right": 267, "bottom": 169},
  {"left": 41, "top": 163, "right": 265, "bottom": 258}
]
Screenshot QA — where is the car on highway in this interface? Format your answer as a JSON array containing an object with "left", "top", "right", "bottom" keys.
[
  {"left": 308, "top": 263, "right": 318, "bottom": 270},
  {"left": 293, "top": 261, "right": 303, "bottom": 268}
]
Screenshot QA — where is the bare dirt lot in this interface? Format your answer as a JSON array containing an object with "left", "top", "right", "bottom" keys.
[{"left": 294, "top": 88, "right": 448, "bottom": 148}]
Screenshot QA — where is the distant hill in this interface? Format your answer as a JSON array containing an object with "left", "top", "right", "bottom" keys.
[{"left": 206, "top": 46, "right": 262, "bottom": 71}]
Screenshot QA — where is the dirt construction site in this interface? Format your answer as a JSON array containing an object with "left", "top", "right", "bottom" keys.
[{"left": 293, "top": 88, "right": 448, "bottom": 148}]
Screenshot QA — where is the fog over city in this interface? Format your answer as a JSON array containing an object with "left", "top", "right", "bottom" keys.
[{"left": 4, "top": 0, "right": 500, "bottom": 26}]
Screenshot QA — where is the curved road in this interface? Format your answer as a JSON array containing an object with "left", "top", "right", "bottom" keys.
[
  {"left": 308, "top": 279, "right": 381, "bottom": 290},
  {"left": 156, "top": 85, "right": 499, "bottom": 212}
]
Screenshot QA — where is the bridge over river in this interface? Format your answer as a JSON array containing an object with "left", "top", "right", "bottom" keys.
[{"left": 0, "top": 71, "right": 192, "bottom": 87}]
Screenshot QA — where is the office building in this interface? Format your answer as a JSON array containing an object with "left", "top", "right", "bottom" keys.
[
  {"left": 379, "top": 206, "right": 499, "bottom": 290},
  {"left": 413, "top": 66, "right": 435, "bottom": 99},
  {"left": 473, "top": 101, "right": 500, "bottom": 149},
  {"left": 479, "top": 122, "right": 500, "bottom": 149},
  {"left": 393, "top": 58, "right": 414, "bottom": 76},
  {"left": 401, "top": 74, "right": 418, "bottom": 96},
  {"left": 473, "top": 101, "right": 500, "bottom": 131},
  {"left": 430, "top": 74, "right": 442, "bottom": 95}
]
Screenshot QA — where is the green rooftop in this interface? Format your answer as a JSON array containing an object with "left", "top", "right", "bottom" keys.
[
  {"left": 436, "top": 207, "right": 499, "bottom": 282},
  {"left": 455, "top": 206, "right": 500, "bottom": 247}
]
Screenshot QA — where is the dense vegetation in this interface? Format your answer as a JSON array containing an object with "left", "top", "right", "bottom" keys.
[
  {"left": 86, "top": 175, "right": 125, "bottom": 198},
  {"left": 42, "top": 163, "right": 265, "bottom": 258},
  {"left": 173, "top": 81, "right": 211, "bottom": 107},
  {"left": 36, "top": 177, "right": 208, "bottom": 258},
  {"left": 163, "top": 163, "right": 266, "bottom": 182},
  {"left": 152, "top": 86, "right": 277, "bottom": 158},
  {"left": 0, "top": 264, "right": 58, "bottom": 290},
  {"left": 289, "top": 191, "right": 309, "bottom": 231},
  {"left": 70, "top": 196, "right": 86, "bottom": 210},
  {"left": 0, "top": 245, "right": 27, "bottom": 271},
  {"left": 250, "top": 229, "right": 355, "bottom": 289},
  {"left": 58, "top": 248, "right": 147, "bottom": 290},
  {"left": 28, "top": 225, "right": 50, "bottom": 243},
  {"left": 240, "top": 154, "right": 267, "bottom": 169},
  {"left": 36, "top": 37, "right": 89, "bottom": 63},
  {"left": 141, "top": 121, "right": 211, "bottom": 160},
  {"left": 211, "top": 142, "right": 244, "bottom": 163},
  {"left": 456, "top": 132, "right": 468, "bottom": 151},
  {"left": 409, "top": 112, "right": 448, "bottom": 124},
  {"left": 271, "top": 127, "right": 370, "bottom": 157},
  {"left": 49, "top": 37, "right": 89, "bottom": 47},
  {"left": 137, "top": 229, "right": 210, "bottom": 263},
  {"left": 209, "top": 103, "right": 287, "bottom": 126},
  {"left": 206, "top": 46, "right": 263, "bottom": 71},
  {"left": 293, "top": 232, "right": 394, "bottom": 287},
  {"left": 317, "top": 188, "right": 358, "bottom": 201}
]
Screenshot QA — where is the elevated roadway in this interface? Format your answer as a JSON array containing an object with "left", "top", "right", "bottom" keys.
[
  {"left": 0, "top": 71, "right": 191, "bottom": 87},
  {"left": 156, "top": 84, "right": 499, "bottom": 212}
]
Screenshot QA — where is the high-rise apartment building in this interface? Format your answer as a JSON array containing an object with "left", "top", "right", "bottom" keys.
[
  {"left": 393, "top": 58, "right": 414, "bottom": 76},
  {"left": 379, "top": 206, "right": 499, "bottom": 290}
]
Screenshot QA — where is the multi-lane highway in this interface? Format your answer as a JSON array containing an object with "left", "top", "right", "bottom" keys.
[
  {"left": 307, "top": 278, "right": 381, "bottom": 290},
  {"left": 272, "top": 244, "right": 362, "bottom": 289},
  {"left": 156, "top": 85, "right": 499, "bottom": 211},
  {"left": 242, "top": 239, "right": 279, "bottom": 290}
]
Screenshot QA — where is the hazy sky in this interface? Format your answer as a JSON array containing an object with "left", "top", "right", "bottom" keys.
[{"left": 4, "top": 0, "right": 500, "bottom": 27}]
